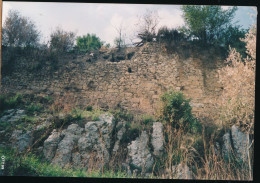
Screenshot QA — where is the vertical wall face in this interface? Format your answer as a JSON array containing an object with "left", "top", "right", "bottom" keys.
[{"left": 1, "top": 43, "right": 225, "bottom": 120}]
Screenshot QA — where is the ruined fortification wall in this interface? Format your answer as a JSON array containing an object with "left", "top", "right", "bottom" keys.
[{"left": 1, "top": 43, "right": 225, "bottom": 119}]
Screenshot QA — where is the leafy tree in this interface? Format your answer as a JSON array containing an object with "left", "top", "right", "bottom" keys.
[
  {"left": 2, "top": 10, "right": 40, "bottom": 48},
  {"left": 49, "top": 27, "right": 76, "bottom": 53},
  {"left": 181, "top": 5, "right": 240, "bottom": 45},
  {"left": 76, "top": 34, "right": 103, "bottom": 52}
]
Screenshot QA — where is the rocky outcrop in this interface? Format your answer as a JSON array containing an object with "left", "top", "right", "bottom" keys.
[
  {"left": 152, "top": 122, "right": 164, "bottom": 157},
  {"left": 0, "top": 109, "right": 25, "bottom": 122},
  {"left": 11, "top": 130, "right": 32, "bottom": 152},
  {"left": 77, "top": 113, "right": 115, "bottom": 168},
  {"left": 51, "top": 124, "right": 84, "bottom": 167},
  {"left": 231, "top": 125, "right": 251, "bottom": 162},
  {"left": 112, "top": 120, "right": 126, "bottom": 153},
  {"left": 43, "top": 129, "right": 62, "bottom": 161},
  {"left": 127, "top": 131, "right": 154, "bottom": 174},
  {"left": 42, "top": 113, "right": 116, "bottom": 169},
  {"left": 221, "top": 125, "right": 251, "bottom": 162}
]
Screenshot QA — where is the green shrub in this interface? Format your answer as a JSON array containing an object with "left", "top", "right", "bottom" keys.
[
  {"left": 26, "top": 103, "right": 43, "bottom": 115},
  {"left": 0, "top": 93, "right": 23, "bottom": 112},
  {"left": 112, "top": 110, "right": 134, "bottom": 123},
  {"left": 86, "top": 105, "right": 93, "bottom": 111},
  {"left": 159, "top": 90, "right": 201, "bottom": 133},
  {"left": 141, "top": 114, "right": 154, "bottom": 126}
]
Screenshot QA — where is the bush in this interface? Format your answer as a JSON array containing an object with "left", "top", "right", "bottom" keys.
[
  {"left": 0, "top": 93, "right": 23, "bottom": 112},
  {"left": 216, "top": 24, "right": 256, "bottom": 134},
  {"left": 50, "top": 27, "right": 76, "bottom": 53},
  {"left": 76, "top": 34, "right": 103, "bottom": 52},
  {"left": 26, "top": 103, "right": 43, "bottom": 115},
  {"left": 141, "top": 114, "right": 154, "bottom": 126},
  {"left": 2, "top": 10, "right": 40, "bottom": 48},
  {"left": 86, "top": 105, "right": 93, "bottom": 111},
  {"left": 157, "top": 27, "right": 187, "bottom": 46},
  {"left": 158, "top": 90, "right": 201, "bottom": 133}
]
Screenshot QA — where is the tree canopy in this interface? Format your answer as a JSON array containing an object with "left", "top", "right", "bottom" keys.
[
  {"left": 49, "top": 27, "right": 76, "bottom": 53},
  {"left": 181, "top": 6, "right": 240, "bottom": 45},
  {"left": 2, "top": 10, "right": 40, "bottom": 48},
  {"left": 76, "top": 34, "right": 104, "bottom": 52}
]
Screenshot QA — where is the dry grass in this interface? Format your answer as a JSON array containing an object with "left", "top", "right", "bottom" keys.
[{"left": 215, "top": 24, "right": 256, "bottom": 134}]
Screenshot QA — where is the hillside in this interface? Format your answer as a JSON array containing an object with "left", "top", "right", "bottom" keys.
[{"left": 0, "top": 42, "right": 253, "bottom": 180}]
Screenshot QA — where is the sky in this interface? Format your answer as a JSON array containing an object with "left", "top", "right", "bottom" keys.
[{"left": 2, "top": 2, "right": 257, "bottom": 47}]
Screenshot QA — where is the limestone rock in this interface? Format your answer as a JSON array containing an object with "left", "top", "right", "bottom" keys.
[
  {"left": 43, "top": 129, "right": 62, "bottom": 161},
  {"left": 78, "top": 113, "right": 115, "bottom": 167},
  {"left": 51, "top": 124, "right": 84, "bottom": 167},
  {"left": 11, "top": 130, "right": 32, "bottom": 152},
  {"left": 231, "top": 125, "right": 251, "bottom": 162},
  {"left": 127, "top": 131, "right": 154, "bottom": 173},
  {"left": 112, "top": 121, "right": 126, "bottom": 153},
  {"left": 222, "top": 131, "right": 232, "bottom": 159},
  {"left": 152, "top": 122, "right": 164, "bottom": 156},
  {"left": 172, "top": 163, "right": 192, "bottom": 179},
  {"left": 0, "top": 109, "right": 25, "bottom": 122}
]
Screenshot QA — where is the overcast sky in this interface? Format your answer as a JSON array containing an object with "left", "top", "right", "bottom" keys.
[{"left": 2, "top": 2, "right": 257, "bottom": 46}]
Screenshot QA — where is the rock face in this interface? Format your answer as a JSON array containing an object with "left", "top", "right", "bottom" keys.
[
  {"left": 222, "top": 131, "right": 232, "bottom": 159},
  {"left": 127, "top": 131, "right": 154, "bottom": 173},
  {"left": 221, "top": 125, "right": 251, "bottom": 162},
  {"left": 152, "top": 122, "right": 164, "bottom": 157},
  {"left": 231, "top": 125, "right": 251, "bottom": 162},
  {"left": 0, "top": 109, "right": 25, "bottom": 122},
  {"left": 171, "top": 164, "right": 192, "bottom": 179},
  {"left": 112, "top": 120, "right": 126, "bottom": 153},
  {"left": 51, "top": 124, "right": 84, "bottom": 167},
  {"left": 43, "top": 129, "right": 62, "bottom": 161},
  {"left": 43, "top": 113, "right": 116, "bottom": 169},
  {"left": 11, "top": 130, "right": 32, "bottom": 152}
]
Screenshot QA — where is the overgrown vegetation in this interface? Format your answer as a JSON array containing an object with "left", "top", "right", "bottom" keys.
[
  {"left": 76, "top": 34, "right": 105, "bottom": 53},
  {"left": 0, "top": 6, "right": 255, "bottom": 181},
  {"left": 216, "top": 24, "right": 256, "bottom": 134},
  {"left": 0, "top": 93, "right": 23, "bottom": 112},
  {"left": 0, "top": 147, "right": 133, "bottom": 178},
  {"left": 180, "top": 5, "right": 246, "bottom": 53},
  {"left": 158, "top": 90, "right": 202, "bottom": 134}
]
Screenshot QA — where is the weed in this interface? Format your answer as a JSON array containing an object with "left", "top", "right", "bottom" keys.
[
  {"left": 86, "top": 105, "right": 93, "bottom": 111},
  {"left": 26, "top": 103, "right": 43, "bottom": 115},
  {"left": 0, "top": 93, "right": 23, "bottom": 112}
]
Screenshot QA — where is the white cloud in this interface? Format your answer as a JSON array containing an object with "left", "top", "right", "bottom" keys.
[{"left": 157, "top": 9, "right": 184, "bottom": 30}]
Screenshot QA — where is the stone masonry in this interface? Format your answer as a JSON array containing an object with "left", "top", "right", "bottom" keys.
[{"left": 1, "top": 43, "right": 225, "bottom": 120}]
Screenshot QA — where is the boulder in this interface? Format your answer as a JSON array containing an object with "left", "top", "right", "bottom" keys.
[
  {"left": 112, "top": 121, "right": 126, "bottom": 153},
  {"left": 0, "top": 109, "right": 25, "bottom": 122},
  {"left": 222, "top": 131, "right": 232, "bottom": 159},
  {"left": 231, "top": 125, "right": 251, "bottom": 162},
  {"left": 51, "top": 124, "right": 84, "bottom": 168},
  {"left": 127, "top": 131, "right": 154, "bottom": 173},
  {"left": 78, "top": 113, "right": 115, "bottom": 167},
  {"left": 11, "top": 130, "right": 32, "bottom": 152},
  {"left": 221, "top": 125, "right": 251, "bottom": 163},
  {"left": 43, "top": 129, "right": 62, "bottom": 161},
  {"left": 151, "top": 122, "right": 164, "bottom": 157}
]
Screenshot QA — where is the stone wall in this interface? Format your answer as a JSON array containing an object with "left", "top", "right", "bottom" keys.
[{"left": 1, "top": 43, "right": 226, "bottom": 120}]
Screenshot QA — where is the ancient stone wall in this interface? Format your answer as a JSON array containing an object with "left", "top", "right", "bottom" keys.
[{"left": 1, "top": 43, "right": 226, "bottom": 119}]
